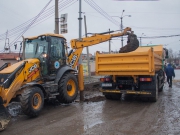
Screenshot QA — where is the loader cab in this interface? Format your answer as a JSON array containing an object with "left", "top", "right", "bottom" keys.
[{"left": 24, "top": 34, "right": 66, "bottom": 79}]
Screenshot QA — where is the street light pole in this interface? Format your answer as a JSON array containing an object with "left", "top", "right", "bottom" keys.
[
  {"left": 120, "top": 10, "right": 124, "bottom": 47},
  {"left": 120, "top": 17, "right": 123, "bottom": 47},
  {"left": 112, "top": 11, "right": 131, "bottom": 47}
]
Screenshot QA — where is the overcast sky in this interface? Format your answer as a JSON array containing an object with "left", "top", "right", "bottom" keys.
[{"left": 0, "top": 0, "right": 180, "bottom": 55}]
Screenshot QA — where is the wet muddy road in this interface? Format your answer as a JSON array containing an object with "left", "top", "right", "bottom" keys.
[{"left": 1, "top": 80, "right": 180, "bottom": 135}]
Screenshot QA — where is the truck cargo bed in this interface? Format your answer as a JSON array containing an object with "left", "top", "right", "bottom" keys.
[{"left": 95, "top": 46, "right": 163, "bottom": 76}]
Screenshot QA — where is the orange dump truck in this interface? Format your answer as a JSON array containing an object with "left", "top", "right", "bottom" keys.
[{"left": 96, "top": 45, "right": 168, "bottom": 102}]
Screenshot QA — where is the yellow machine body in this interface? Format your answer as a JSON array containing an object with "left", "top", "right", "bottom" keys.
[{"left": 0, "top": 59, "right": 40, "bottom": 107}]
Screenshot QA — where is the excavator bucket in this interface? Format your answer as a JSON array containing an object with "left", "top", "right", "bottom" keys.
[
  {"left": 0, "top": 104, "right": 11, "bottom": 131},
  {"left": 119, "top": 32, "right": 139, "bottom": 53}
]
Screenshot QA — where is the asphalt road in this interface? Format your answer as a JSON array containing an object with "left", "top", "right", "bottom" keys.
[{"left": 1, "top": 73, "right": 180, "bottom": 135}]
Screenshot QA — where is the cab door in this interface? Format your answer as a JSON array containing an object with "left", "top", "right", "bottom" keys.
[{"left": 48, "top": 37, "right": 66, "bottom": 76}]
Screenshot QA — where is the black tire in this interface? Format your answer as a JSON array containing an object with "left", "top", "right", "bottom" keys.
[
  {"left": 20, "top": 87, "right": 44, "bottom": 117},
  {"left": 159, "top": 85, "right": 163, "bottom": 92},
  {"left": 158, "top": 70, "right": 165, "bottom": 92},
  {"left": 158, "top": 77, "right": 164, "bottom": 92},
  {"left": 150, "top": 75, "right": 158, "bottom": 102},
  {"left": 56, "top": 73, "right": 78, "bottom": 103},
  {"left": 111, "top": 93, "right": 122, "bottom": 100}
]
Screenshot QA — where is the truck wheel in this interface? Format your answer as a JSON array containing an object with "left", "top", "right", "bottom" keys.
[
  {"left": 20, "top": 87, "right": 44, "bottom": 117},
  {"left": 150, "top": 76, "right": 158, "bottom": 102},
  {"left": 111, "top": 93, "right": 122, "bottom": 100},
  {"left": 159, "top": 85, "right": 163, "bottom": 92},
  {"left": 159, "top": 70, "right": 165, "bottom": 92},
  {"left": 158, "top": 78, "right": 164, "bottom": 92},
  {"left": 56, "top": 73, "right": 78, "bottom": 103}
]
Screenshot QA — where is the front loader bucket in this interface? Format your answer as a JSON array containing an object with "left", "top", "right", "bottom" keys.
[
  {"left": 0, "top": 104, "right": 11, "bottom": 131},
  {"left": 119, "top": 33, "right": 139, "bottom": 53}
]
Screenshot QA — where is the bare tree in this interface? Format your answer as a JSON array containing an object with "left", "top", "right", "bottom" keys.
[{"left": 168, "top": 48, "right": 173, "bottom": 64}]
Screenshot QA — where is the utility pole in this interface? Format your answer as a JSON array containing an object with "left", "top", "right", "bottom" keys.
[
  {"left": 84, "top": 15, "right": 91, "bottom": 80},
  {"left": 55, "top": 0, "right": 59, "bottom": 34},
  {"left": 78, "top": 0, "right": 84, "bottom": 101},
  {"left": 109, "top": 29, "right": 111, "bottom": 53}
]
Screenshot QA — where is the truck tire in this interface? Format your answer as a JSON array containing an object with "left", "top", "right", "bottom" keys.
[
  {"left": 56, "top": 73, "right": 78, "bottom": 103},
  {"left": 20, "top": 87, "right": 44, "bottom": 117},
  {"left": 150, "top": 75, "right": 158, "bottom": 102},
  {"left": 158, "top": 70, "right": 165, "bottom": 92},
  {"left": 159, "top": 85, "right": 163, "bottom": 92},
  {"left": 158, "top": 77, "right": 164, "bottom": 92}
]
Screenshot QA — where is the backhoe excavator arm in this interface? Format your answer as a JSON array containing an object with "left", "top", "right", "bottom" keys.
[{"left": 68, "top": 27, "right": 131, "bottom": 69}]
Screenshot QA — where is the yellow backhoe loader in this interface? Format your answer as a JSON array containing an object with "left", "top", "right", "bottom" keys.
[{"left": 0, "top": 27, "right": 135, "bottom": 131}]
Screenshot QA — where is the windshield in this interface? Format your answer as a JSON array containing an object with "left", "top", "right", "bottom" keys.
[{"left": 25, "top": 38, "right": 48, "bottom": 59}]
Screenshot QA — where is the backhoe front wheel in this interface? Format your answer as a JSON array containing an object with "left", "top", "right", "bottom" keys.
[
  {"left": 20, "top": 87, "right": 44, "bottom": 117},
  {"left": 56, "top": 73, "right": 78, "bottom": 103}
]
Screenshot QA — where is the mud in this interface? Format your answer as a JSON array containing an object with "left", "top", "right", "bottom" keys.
[{"left": 1, "top": 78, "right": 180, "bottom": 135}]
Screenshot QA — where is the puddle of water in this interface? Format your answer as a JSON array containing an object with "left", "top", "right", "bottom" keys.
[
  {"left": 84, "top": 120, "right": 103, "bottom": 130},
  {"left": 82, "top": 102, "right": 105, "bottom": 131}
]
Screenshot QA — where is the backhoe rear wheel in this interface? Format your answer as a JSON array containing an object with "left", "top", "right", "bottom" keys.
[
  {"left": 56, "top": 73, "right": 78, "bottom": 103},
  {"left": 20, "top": 87, "right": 44, "bottom": 117}
]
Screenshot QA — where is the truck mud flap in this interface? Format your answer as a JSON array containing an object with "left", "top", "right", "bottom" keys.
[{"left": 0, "top": 104, "right": 11, "bottom": 131}]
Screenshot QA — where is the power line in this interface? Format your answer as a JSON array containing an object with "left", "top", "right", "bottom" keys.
[
  {"left": 84, "top": 0, "right": 119, "bottom": 26},
  {"left": 132, "top": 26, "right": 180, "bottom": 31},
  {"left": 0, "top": 0, "right": 75, "bottom": 42},
  {"left": 0, "top": 0, "right": 74, "bottom": 41},
  {"left": 138, "top": 34, "right": 180, "bottom": 39},
  {"left": 0, "top": 0, "right": 77, "bottom": 52},
  {"left": 9, "top": 0, "right": 53, "bottom": 46}
]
